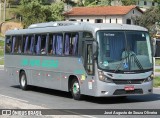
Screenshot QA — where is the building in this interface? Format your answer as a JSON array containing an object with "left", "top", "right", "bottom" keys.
[
  {"left": 64, "top": 5, "right": 143, "bottom": 25},
  {"left": 136, "top": 0, "right": 159, "bottom": 11}
]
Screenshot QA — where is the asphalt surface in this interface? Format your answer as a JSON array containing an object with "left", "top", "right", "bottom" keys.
[{"left": 0, "top": 67, "right": 160, "bottom": 118}]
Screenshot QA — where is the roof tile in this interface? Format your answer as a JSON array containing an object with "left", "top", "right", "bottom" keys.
[{"left": 64, "top": 5, "right": 142, "bottom": 16}]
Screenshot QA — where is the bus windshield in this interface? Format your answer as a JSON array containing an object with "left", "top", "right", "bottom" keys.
[{"left": 97, "top": 31, "right": 153, "bottom": 72}]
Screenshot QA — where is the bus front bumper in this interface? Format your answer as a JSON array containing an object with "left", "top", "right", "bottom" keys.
[{"left": 95, "top": 80, "right": 153, "bottom": 97}]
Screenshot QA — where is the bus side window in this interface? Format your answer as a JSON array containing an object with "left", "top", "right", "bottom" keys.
[
  {"left": 48, "top": 34, "right": 56, "bottom": 55},
  {"left": 23, "top": 35, "right": 34, "bottom": 54},
  {"left": 56, "top": 34, "right": 63, "bottom": 55},
  {"left": 83, "top": 32, "right": 93, "bottom": 38},
  {"left": 40, "top": 35, "right": 47, "bottom": 55},
  {"left": 12, "top": 36, "right": 22, "bottom": 54},
  {"left": 64, "top": 33, "right": 79, "bottom": 56},
  {"left": 5, "top": 36, "right": 11, "bottom": 54},
  {"left": 11, "top": 36, "right": 19, "bottom": 54},
  {"left": 34, "top": 35, "right": 41, "bottom": 55}
]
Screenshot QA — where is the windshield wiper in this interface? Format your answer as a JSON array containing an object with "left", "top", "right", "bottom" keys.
[
  {"left": 131, "top": 53, "right": 143, "bottom": 70},
  {"left": 114, "top": 53, "right": 143, "bottom": 72}
]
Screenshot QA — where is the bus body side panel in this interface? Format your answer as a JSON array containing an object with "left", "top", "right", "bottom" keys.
[{"left": 5, "top": 55, "right": 89, "bottom": 94}]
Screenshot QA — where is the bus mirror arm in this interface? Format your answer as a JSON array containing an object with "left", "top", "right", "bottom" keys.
[{"left": 93, "top": 41, "right": 98, "bottom": 60}]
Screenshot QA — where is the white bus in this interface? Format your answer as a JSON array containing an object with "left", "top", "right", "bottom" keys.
[{"left": 5, "top": 21, "right": 153, "bottom": 100}]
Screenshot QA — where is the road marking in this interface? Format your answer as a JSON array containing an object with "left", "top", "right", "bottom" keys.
[
  {"left": 64, "top": 110, "right": 97, "bottom": 118},
  {"left": 0, "top": 94, "right": 28, "bottom": 103}
]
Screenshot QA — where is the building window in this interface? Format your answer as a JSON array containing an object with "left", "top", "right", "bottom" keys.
[
  {"left": 69, "top": 19, "right": 77, "bottom": 21},
  {"left": 87, "top": 19, "right": 89, "bottom": 22},
  {"left": 95, "top": 19, "right": 103, "bottom": 23},
  {"left": 126, "top": 19, "right": 131, "bottom": 24},
  {"left": 110, "top": 19, "right": 111, "bottom": 23},
  {"left": 152, "top": 2, "right": 155, "bottom": 6},
  {"left": 81, "top": 19, "right": 83, "bottom": 22},
  {"left": 144, "top": 1, "right": 147, "bottom": 5}
]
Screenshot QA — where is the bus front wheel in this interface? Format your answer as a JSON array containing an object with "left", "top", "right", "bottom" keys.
[
  {"left": 71, "top": 79, "right": 82, "bottom": 100},
  {"left": 20, "top": 71, "right": 28, "bottom": 90}
]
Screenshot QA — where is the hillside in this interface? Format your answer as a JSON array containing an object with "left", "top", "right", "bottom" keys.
[{"left": 0, "top": 22, "right": 23, "bottom": 36}]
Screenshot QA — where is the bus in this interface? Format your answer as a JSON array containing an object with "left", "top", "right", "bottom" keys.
[{"left": 4, "top": 21, "right": 153, "bottom": 100}]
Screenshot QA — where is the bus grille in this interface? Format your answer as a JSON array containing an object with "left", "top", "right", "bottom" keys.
[
  {"left": 112, "top": 79, "right": 144, "bottom": 85},
  {"left": 113, "top": 89, "right": 143, "bottom": 95}
]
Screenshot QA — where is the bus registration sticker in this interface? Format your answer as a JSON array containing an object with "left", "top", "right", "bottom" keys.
[
  {"left": 88, "top": 82, "right": 92, "bottom": 89},
  {"left": 124, "top": 86, "right": 134, "bottom": 91}
]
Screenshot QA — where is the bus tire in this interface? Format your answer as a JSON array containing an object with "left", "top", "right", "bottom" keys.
[
  {"left": 71, "top": 79, "right": 82, "bottom": 100},
  {"left": 20, "top": 71, "right": 28, "bottom": 90}
]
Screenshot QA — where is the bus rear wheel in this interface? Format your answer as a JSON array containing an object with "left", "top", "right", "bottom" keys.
[
  {"left": 71, "top": 79, "right": 82, "bottom": 100},
  {"left": 20, "top": 71, "right": 28, "bottom": 90}
]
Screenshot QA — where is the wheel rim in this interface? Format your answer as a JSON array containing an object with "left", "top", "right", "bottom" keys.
[
  {"left": 21, "top": 75, "right": 26, "bottom": 87},
  {"left": 72, "top": 82, "right": 79, "bottom": 95}
]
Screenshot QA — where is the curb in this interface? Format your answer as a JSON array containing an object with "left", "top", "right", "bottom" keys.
[{"left": 0, "top": 65, "right": 4, "bottom": 67}]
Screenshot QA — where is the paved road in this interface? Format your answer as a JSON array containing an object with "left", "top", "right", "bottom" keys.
[{"left": 0, "top": 68, "right": 160, "bottom": 118}]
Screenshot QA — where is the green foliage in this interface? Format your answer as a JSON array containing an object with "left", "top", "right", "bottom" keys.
[
  {"left": 50, "top": 2, "right": 65, "bottom": 21},
  {"left": 0, "top": 50, "right": 4, "bottom": 56},
  {"left": 135, "top": 7, "right": 160, "bottom": 34},
  {"left": 0, "top": 59, "right": 4, "bottom": 65},
  {"left": 0, "top": 40, "right": 4, "bottom": 47},
  {"left": 15, "top": 0, "right": 64, "bottom": 27},
  {"left": 154, "top": 76, "right": 160, "bottom": 87},
  {"left": 121, "top": 0, "right": 137, "bottom": 6},
  {"left": 155, "top": 59, "right": 160, "bottom": 66}
]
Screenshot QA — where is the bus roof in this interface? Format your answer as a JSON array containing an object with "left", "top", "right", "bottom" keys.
[{"left": 5, "top": 21, "right": 148, "bottom": 37}]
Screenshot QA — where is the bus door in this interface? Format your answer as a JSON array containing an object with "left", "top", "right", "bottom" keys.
[
  {"left": 84, "top": 41, "right": 94, "bottom": 75},
  {"left": 82, "top": 40, "right": 95, "bottom": 94}
]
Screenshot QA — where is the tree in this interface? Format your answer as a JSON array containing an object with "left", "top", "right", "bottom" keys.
[
  {"left": 49, "top": 2, "right": 64, "bottom": 21},
  {"left": 15, "top": 0, "right": 64, "bottom": 28},
  {"left": 135, "top": 7, "right": 160, "bottom": 36},
  {"left": 121, "top": 0, "right": 137, "bottom": 6}
]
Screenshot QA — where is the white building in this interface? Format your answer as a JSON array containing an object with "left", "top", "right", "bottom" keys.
[
  {"left": 136, "top": 0, "right": 159, "bottom": 11},
  {"left": 64, "top": 5, "right": 143, "bottom": 25}
]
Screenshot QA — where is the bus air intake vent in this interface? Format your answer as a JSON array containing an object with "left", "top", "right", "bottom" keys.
[
  {"left": 112, "top": 79, "right": 145, "bottom": 85},
  {"left": 113, "top": 89, "right": 143, "bottom": 95}
]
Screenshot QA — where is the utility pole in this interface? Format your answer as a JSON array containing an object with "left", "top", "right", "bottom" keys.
[
  {"left": 4, "top": 0, "right": 6, "bottom": 21},
  {"left": 0, "top": 0, "right": 1, "bottom": 22}
]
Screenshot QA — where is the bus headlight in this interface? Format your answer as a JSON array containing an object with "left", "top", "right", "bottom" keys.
[
  {"left": 98, "top": 71, "right": 113, "bottom": 83},
  {"left": 98, "top": 71, "right": 105, "bottom": 82},
  {"left": 144, "top": 76, "right": 153, "bottom": 82}
]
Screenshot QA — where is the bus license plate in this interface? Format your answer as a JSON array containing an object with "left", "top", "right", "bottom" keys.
[{"left": 124, "top": 86, "right": 134, "bottom": 91}]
